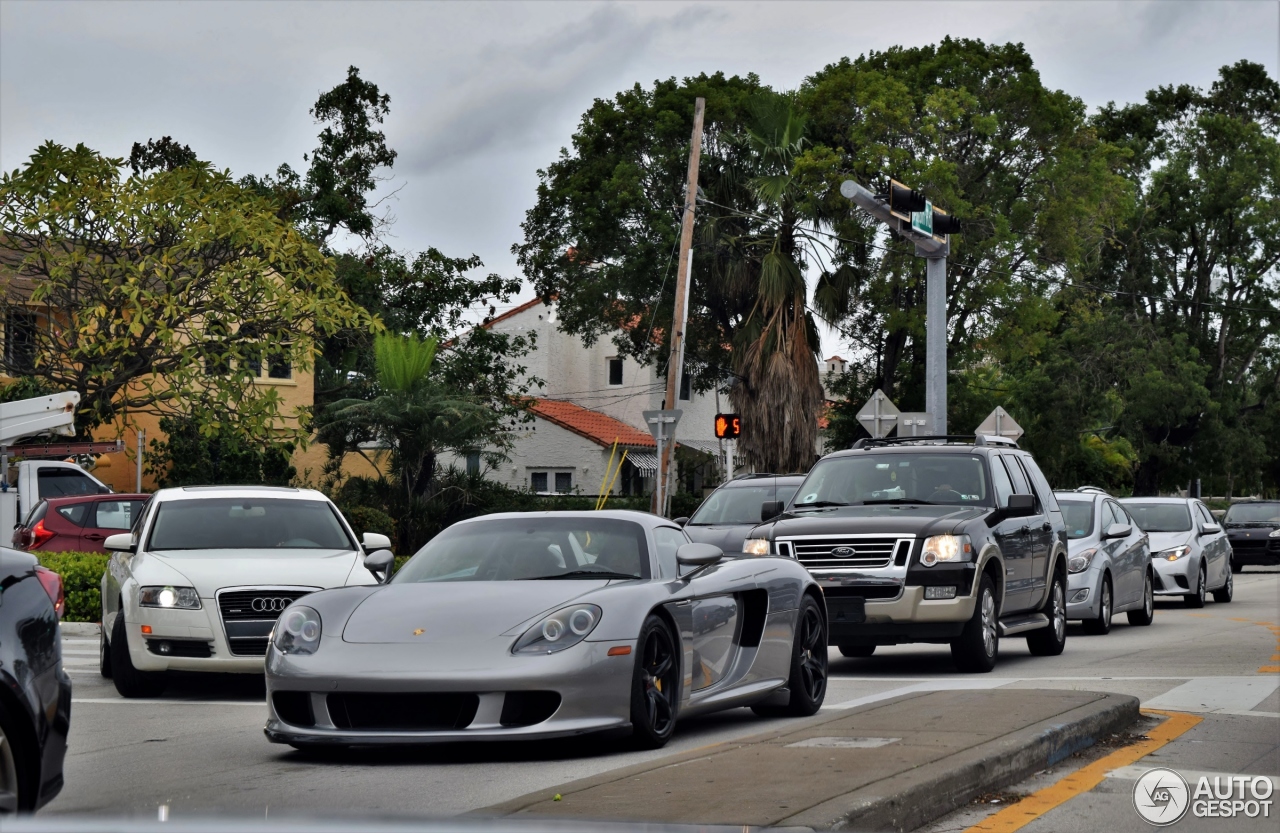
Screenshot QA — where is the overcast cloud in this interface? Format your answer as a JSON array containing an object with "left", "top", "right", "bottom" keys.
[{"left": 2, "top": 0, "right": 1277, "bottom": 352}]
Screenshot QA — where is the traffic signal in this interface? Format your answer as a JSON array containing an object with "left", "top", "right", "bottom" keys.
[
  {"left": 876, "top": 179, "right": 926, "bottom": 220},
  {"left": 714, "top": 413, "right": 741, "bottom": 439},
  {"left": 931, "top": 206, "right": 961, "bottom": 235}
]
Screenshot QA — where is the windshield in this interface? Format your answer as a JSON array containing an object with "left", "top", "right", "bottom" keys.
[
  {"left": 394, "top": 517, "right": 651, "bottom": 582},
  {"left": 690, "top": 482, "right": 797, "bottom": 525},
  {"left": 1057, "top": 498, "right": 1095, "bottom": 539},
  {"left": 793, "top": 453, "right": 992, "bottom": 507},
  {"left": 1223, "top": 503, "right": 1280, "bottom": 524},
  {"left": 147, "top": 498, "right": 355, "bottom": 551},
  {"left": 1122, "top": 502, "right": 1192, "bottom": 533}
]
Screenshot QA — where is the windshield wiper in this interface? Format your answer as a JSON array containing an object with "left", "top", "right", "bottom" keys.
[
  {"left": 862, "top": 499, "right": 936, "bottom": 505},
  {"left": 530, "top": 570, "right": 641, "bottom": 580},
  {"left": 792, "top": 500, "right": 848, "bottom": 509}
]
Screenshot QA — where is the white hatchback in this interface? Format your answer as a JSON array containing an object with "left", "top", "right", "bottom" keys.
[{"left": 100, "top": 486, "right": 390, "bottom": 697}]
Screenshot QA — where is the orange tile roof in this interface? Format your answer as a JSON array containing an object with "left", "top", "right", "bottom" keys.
[
  {"left": 482, "top": 296, "right": 552, "bottom": 329},
  {"left": 529, "top": 399, "right": 655, "bottom": 448}
]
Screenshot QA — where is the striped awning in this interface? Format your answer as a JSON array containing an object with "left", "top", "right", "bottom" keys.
[
  {"left": 626, "top": 452, "right": 660, "bottom": 474},
  {"left": 677, "top": 439, "right": 721, "bottom": 455}
]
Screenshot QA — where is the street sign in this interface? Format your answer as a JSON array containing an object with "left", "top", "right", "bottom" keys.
[
  {"left": 856, "top": 390, "right": 900, "bottom": 439},
  {"left": 897, "top": 412, "right": 933, "bottom": 437},
  {"left": 976, "top": 406, "right": 1024, "bottom": 441},
  {"left": 643, "top": 409, "right": 682, "bottom": 440},
  {"left": 714, "top": 413, "right": 741, "bottom": 439},
  {"left": 911, "top": 200, "right": 933, "bottom": 237}
]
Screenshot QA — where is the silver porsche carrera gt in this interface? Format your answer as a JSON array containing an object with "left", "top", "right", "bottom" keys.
[{"left": 264, "top": 510, "right": 828, "bottom": 749}]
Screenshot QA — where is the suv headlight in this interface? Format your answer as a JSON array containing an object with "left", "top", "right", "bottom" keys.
[
  {"left": 920, "top": 534, "right": 972, "bottom": 566},
  {"left": 1068, "top": 548, "right": 1098, "bottom": 574},
  {"left": 273, "top": 605, "right": 322, "bottom": 655},
  {"left": 1270, "top": 529, "right": 1280, "bottom": 538},
  {"left": 742, "top": 538, "right": 771, "bottom": 556},
  {"left": 138, "top": 586, "right": 201, "bottom": 610},
  {"left": 512, "top": 604, "right": 601, "bottom": 655},
  {"left": 1156, "top": 545, "right": 1192, "bottom": 561}
]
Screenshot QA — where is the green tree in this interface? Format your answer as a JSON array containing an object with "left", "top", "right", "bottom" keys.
[
  {"left": 148, "top": 415, "right": 296, "bottom": 487},
  {"left": 0, "top": 142, "right": 373, "bottom": 437}
]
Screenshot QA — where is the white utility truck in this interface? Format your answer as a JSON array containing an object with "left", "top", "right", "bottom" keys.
[{"left": 1, "top": 391, "right": 116, "bottom": 536}]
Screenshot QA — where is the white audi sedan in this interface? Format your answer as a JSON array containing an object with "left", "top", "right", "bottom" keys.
[{"left": 100, "top": 486, "right": 390, "bottom": 697}]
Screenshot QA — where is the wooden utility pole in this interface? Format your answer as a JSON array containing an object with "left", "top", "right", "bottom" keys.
[{"left": 655, "top": 96, "right": 705, "bottom": 515}]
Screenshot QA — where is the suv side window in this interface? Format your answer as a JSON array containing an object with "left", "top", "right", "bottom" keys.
[
  {"left": 1001, "top": 454, "right": 1034, "bottom": 504},
  {"left": 1020, "top": 456, "right": 1061, "bottom": 513},
  {"left": 989, "top": 456, "right": 1015, "bottom": 507},
  {"left": 652, "top": 527, "right": 686, "bottom": 579}
]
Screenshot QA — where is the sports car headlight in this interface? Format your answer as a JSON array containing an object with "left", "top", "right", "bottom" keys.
[
  {"left": 1270, "top": 529, "right": 1280, "bottom": 538},
  {"left": 138, "top": 585, "right": 200, "bottom": 610},
  {"left": 1068, "top": 548, "right": 1098, "bottom": 574},
  {"left": 743, "top": 538, "right": 771, "bottom": 556},
  {"left": 920, "top": 534, "right": 972, "bottom": 566},
  {"left": 512, "top": 604, "right": 602, "bottom": 655},
  {"left": 1156, "top": 545, "right": 1192, "bottom": 561},
  {"left": 273, "top": 605, "right": 322, "bottom": 655}
]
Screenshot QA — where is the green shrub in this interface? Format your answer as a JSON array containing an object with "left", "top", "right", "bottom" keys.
[
  {"left": 35, "top": 552, "right": 109, "bottom": 623},
  {"left": 342, "top": 505, "right": 396, "bottom": 540}
]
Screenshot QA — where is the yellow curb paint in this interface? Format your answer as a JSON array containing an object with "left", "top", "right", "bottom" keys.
[
  {"left": 1259, "top": 666, "right": 1280, "bottom": 674},
  {"left": 1230, "top": 617, "right": 1251, "bottom": 622},
  {"left": 963, "top": 710, "right": 1202, "bottom": 833},
  {"left": 1186, "top": 613, "right": 1212, "bottom": 618},
  {"left": 1270, "top": 655, "right": 1280, "bottom": 662}
]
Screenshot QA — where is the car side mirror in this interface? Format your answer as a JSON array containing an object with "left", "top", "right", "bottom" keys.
[
  {"left": 97, "top": 486, "right": 113, "bottom": 495},
  {"left": 104, "top": 533, "right": 135, "bottom": 553},
  {"left": 1199, "top": 523, "right": 1222, "bottom": 536},
  {"left": 361, "top": 532, "right": 392, "bottom": 551},
  {"left": 363, "top": 548, "right": 395, "bottom": 583},
  {"left": 1103, "top": 523, "right": 1132, "bottom": 540},
  {"left": 673, "top": 517, "right": 689, "bottom": 527},
  {"left": 676, "top": 542, "right": 723, "bottom": 567},
  {"left": 761, "top": 500, "right": 784, "bottom": 522},
  {"left": 1003, "top": 494, "right": 1035, "bottom": 517}
]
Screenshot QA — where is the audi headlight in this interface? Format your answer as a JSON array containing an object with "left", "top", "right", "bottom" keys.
[
  {"left": 743, "top": 538, "right": 771, "bottom": 556},
  {"left": 1068, "top": 548, "right": 1098, "bottom": 574},
  {"left": 512, "top": 604, "right": 602, "bottom": 655},
  {"left": 1156, "top": 545, "right": 1192, "bottom": 561},
  {"left": 273, "top": 605, "right": 322, "bottom": 655},
  {"left": 920, "top": 534, "right": 972, "bottom": 566},
  {"left": 138, "top": 585, "right": 200, "bottom": 610}
]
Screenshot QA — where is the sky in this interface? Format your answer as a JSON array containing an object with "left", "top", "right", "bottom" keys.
[{"left": 3, "top": 0, "right": 1278, "bottom": 354}]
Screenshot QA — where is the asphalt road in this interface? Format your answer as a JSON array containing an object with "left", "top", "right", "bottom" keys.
[{"left": 46, "top": 568, "right": 1280, "bottom": 828}]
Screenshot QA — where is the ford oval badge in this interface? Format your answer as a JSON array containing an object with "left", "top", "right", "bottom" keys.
[{"left": 831, "top": 546, "right": 856, "bottom": 557}]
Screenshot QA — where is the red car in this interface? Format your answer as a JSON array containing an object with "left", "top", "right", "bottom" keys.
[{"left": 12, "top": 494, "right": 150, "bottom": 553}]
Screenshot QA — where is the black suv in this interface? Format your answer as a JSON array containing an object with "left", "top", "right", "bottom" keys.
[
  {"left": 1223, "top": 500, "right": 1280, "bottom": 572},
  {"left": 742, "top": 436, "right": 1068, "bottom": 672}
]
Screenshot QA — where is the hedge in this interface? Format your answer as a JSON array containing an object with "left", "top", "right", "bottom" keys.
[{"left": 35, "top": 552, "right": 108, "bottom": 623}]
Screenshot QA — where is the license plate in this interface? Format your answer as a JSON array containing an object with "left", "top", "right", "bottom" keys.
[{"left": 827, "top": 597, "right": 866, "bottom": 624}]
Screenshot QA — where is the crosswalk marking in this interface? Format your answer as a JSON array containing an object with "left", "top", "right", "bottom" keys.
[{"left": 1143, "top": 676, "right": 1280, "bottom": 713}]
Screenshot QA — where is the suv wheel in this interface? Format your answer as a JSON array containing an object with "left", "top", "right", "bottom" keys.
[
  {"left": 1082, "top": 575, "right": 1112, "bottom": 635},
  {"left": 1027, "top": 568, "right": 1067, "bottom": 656},
  {"left": 1212, "top": 565, "right": 1233, "bottom": 604},
  {"left": 951, "top": 574, "right": 998, "bottom": 673},
  {"left": 838, "top": 645, "right": 876, "bottom": 658}
]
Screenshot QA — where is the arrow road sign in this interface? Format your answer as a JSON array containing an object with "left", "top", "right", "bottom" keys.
[
  {"left": 856, "top": 390, "right": 900, "bottom": 439},
  {"left": 976, "top": 406, "right": 1024, "bottom": 441}
]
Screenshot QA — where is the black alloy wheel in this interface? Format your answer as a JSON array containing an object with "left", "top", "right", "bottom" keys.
[
  {"left": 754, "top": 595, "right": 828, "bottom": 717},
  {"left": 1027, "top": 568, "right": 1068, "bottom": 656},
  {"left": 1127, "top": 570, "right": 1154, "bottom": 626},
  {"left": 629, "top": 615, "right": 679, "bottom": 749},
  {"left": 1212, "top": 564, "right": 1233, "bottom": 604},
  {"left": 1083, "top": 575, "right": 1113, "bottom": 635},
  {"left": 1184, "top": 562, "right": 1207, "bottom": 608},
  {"left": 1231, "top": 556, "right": 1243, "bottom": 574}
]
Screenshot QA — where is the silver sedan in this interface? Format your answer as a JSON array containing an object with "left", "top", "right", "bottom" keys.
[
  {"left": 264, "top": 510, "right": 829, "bottom": 751},
  {"left": 1119, "top": 497, "right": 1233, "bottom": 608},
  {"left": 1054, "top": 489, "right": 1153, "bottom": 633}
]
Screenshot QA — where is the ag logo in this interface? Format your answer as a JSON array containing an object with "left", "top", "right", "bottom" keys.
[
  {"left": 1134, "top": 767, "right": 1190, "bottom": 826},
  {"left": 831, "top": 546, "right": 856, "bottom": 558}
]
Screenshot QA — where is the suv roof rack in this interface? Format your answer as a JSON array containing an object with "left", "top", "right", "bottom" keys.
[{"left": 851, "top": 434, "right": 1020, "bottom": 450}]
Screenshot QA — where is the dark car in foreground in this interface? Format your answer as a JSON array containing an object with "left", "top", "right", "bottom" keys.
[
  {"left": 1223, "top": 500, "right": 1280, "bottom": 572},
  {"left": 678, "top": 473, "right": 805, "bottom": 554},
  {"left": 0, "top": 546, "right": 72, "bottom": 813},
  {"left": 12, "top": 494, "right": 149, "bottom": 554},
  {"left": 742, "top": 436, "right": 1069, "bottom": 673}
]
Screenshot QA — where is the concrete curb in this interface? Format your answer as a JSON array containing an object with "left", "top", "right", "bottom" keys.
[
  {"left": 60, "top": 621, "right": 100, "bottom": 636},
  {"left": 785, "top": 691, "right": 1139, "bottom": 831}
]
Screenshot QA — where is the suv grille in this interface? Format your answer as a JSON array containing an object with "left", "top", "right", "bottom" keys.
[
  {"left": 217, "top": 588, "right": 317, "bottom": 656},
  {"left": 781, "top": 536, "right": 912, "bottom": 569}
]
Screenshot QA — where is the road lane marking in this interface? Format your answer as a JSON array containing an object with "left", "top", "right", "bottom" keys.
[
  {"left": 1105, "top": 766, "right": 1280, "bottom": 790},
  {"left": 72, "top": 698, "right": 264, "bottom": 706},
  {"left": 822, "top": 678, "right": 1010, "bottom": 710},
  {"left": 1143, "top": 676, "right": 1280, "bottom": 713},
  {"left": 962, "top": 709, "right": 1202, "bottom": 833}
]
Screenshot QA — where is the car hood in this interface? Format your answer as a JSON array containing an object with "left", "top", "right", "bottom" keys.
[
  {"left": 758, "top": 504, "right": 988, "bottom": 539},
  {"left": 1225, "top": 523, "right": 1279, "bottom": 535},
  {"left": 1067, "top": 537, "right": 1101, "bottom": 554},
  {"left": 340, "top": 580, "right": 610, "bottom": 644},
  {"left": 137, "top": 549, "right": 366, "bottom": 594},
  {"left": 1147, "top": 531, "right": 1194, "bottom": 552},
  {"left": 684, "top": 524, "right": 755, "bottom": 554}
]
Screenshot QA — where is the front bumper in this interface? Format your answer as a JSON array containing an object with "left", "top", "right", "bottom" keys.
[
  {"left": 1066, "top": 569, "right": 1101, "bottom": 619},
  {"left": 822, "top": 583, "right": 976, "bottom": 644},
  {"left": 1151, "top": 556, "right": 1195, "bottom": 596},
  {"left": 1228, "top": 537, "right": 1280, "bottom": 566},
  {"left": 264, "top": 638, "right": 635, "bottom": 745},
  {"left": 124, "top": 605, "right": 266, "bottom": 674}
]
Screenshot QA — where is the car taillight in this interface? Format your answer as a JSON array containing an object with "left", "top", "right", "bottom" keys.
[
  {"left": 30, "top": 519, "right": 55, "bottom": 549},
  {"left": 35, "top": 566, "right": 65, "bottom": 618}
]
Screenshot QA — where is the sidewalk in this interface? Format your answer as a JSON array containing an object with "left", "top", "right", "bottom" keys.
[{"left": 482, "top": 689, "right": 1139, "bottom": 831}]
